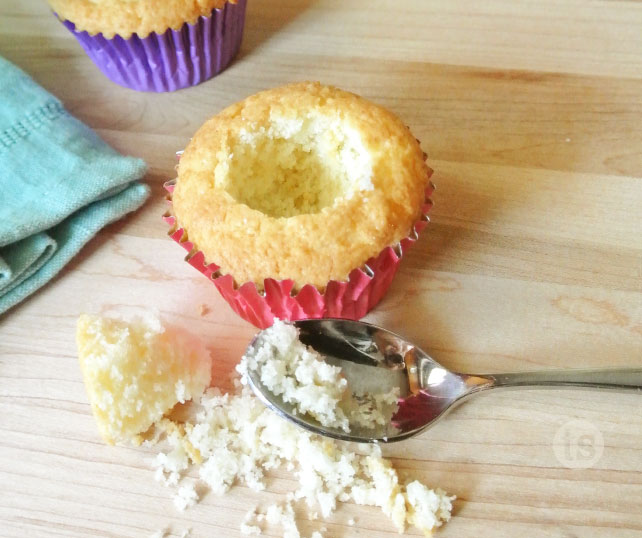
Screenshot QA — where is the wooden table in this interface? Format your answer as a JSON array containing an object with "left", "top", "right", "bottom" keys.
[{"left": 1, "top": 1, "right": 641, "bottom": 536}]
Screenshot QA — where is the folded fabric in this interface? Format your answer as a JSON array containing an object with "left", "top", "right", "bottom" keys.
[{"left": 0, "top": 56, "right": 149, "bottom": 315}]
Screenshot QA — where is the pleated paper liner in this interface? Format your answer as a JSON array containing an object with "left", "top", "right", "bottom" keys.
[
  {"left": 58, "top": 0, "right": 246, "bottom": 92},
  {"left": 163, "top": 178, "right": 434, "bottom": 329}
]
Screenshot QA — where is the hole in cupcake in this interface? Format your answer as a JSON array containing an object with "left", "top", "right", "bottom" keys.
[{"left": 215, "top": 116, "right": 373, "bottom": 218}]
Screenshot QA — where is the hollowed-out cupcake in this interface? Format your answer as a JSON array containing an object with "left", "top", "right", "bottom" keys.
[
  {"left": 48, "top": 0, "right": 246, "bottom": 92},
  {"left": 164, "top": 82, "right": 434, "bottom": 327}
]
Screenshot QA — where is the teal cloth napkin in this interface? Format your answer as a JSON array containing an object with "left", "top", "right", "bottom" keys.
[{"left": 0, "top": 56, "right": 150, "bottom": 315}]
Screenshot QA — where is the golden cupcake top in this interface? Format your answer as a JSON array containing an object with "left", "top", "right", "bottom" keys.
[
  {"left": 172, "top": 82, "right": 431, "bottom": 291},
  {"left": 48, "top": 0, "right": 233, "bottom": 38}
]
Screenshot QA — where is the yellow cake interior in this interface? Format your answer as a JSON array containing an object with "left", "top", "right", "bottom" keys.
[{"left": 216, "top": 115, "right": 374, "bottom": 218}]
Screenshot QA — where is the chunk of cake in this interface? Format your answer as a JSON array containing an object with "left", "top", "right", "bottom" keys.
[{"left": 76, "top": 314, "right": 212, "bottom": 445}]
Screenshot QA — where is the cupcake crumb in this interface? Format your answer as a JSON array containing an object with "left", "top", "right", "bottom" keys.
[{"left": 238, "top": 319, "right": 400, "bottom": 433}]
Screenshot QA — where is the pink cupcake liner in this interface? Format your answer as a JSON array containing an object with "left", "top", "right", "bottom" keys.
[
  {"left": 57, "top": 0, "right": 246, "bottom": 92},
  {"left": 163, "top": 177, "right": 434, "bottom": 328}
]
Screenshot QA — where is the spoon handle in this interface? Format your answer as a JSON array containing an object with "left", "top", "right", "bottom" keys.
[{"left": 476, "top": 368, "right": 642, "bottom": 393}]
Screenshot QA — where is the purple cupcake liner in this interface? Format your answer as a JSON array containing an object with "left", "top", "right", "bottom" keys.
[{"left": 59, "top": 0, "right": 246, "bottom": 92}]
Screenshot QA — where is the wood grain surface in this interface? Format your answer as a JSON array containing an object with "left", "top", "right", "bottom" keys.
[{"left": 1, "top": 1, "right": 642, "bottom": 537}]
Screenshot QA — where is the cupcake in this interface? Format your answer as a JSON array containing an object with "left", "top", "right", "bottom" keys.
[
  {"left": 48, "top": 0, "right": 246, "bottom": 92},
  {"left": 164, "top": 82, "right": 434, "bottom": 327}
]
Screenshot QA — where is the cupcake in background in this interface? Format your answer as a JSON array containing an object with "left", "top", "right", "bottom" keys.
[
  {"left": 48, "top": 0, "right": 247, "bottom": 92},
  {"left": 164, "top": 82, "right": 434, "bottom": 328}
]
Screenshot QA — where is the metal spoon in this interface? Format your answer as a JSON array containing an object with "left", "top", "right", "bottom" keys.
[{"left": 245, "top": 318, "right": 642, "bottom": 443}]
